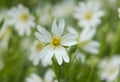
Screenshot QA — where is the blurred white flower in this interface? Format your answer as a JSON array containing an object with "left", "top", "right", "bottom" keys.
[
  {"left": 53, "top": 0, "right": 75, "bottom": 18},
  {"left": 118, "top": 8, "right": 120, "bottom": 18},
  {"left": 35, "top": 4, "right": 53, "bottom": 26},
  {"left": 44, "top": 69, "right": 58, "bottom": 82},
  {"left": 7, "top": 4, "right": 35, "bottom": 36},
  {"left": 26, "top": 73, "right": 42, "bottom": 82},
  {"left": 26, "top": 69, "right": 57, "bottom": 82},
  {"left": 35, "top": 19, "right": 77, "bottom": 65},
  {"left": 68, "top": 27, "right": 100, "bottom": 54},
  {"left": 29, "top": 40, "right": 52, "bottom": 66},
  {"left": 98, "top": 55, "right": 120, "bottom": 82},
  {"left": 74, "top": 1, "right": 104, "bottom": 28}
]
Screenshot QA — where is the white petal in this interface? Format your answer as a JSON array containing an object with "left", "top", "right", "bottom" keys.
[
  {"left": 35, "top": 25, "right": 51, "bottom": 42},
  {"left": 94, "top": 11, "right": 104, "bottom": 17},
  {"left": 43, "top": 46, "right": 54, "bottom": 64},
  {"left": 83, "top": 41, "right": 100, "bottom": 54},
  {"left": 61, "top": 47, "right": 70, "bottom": 63},
  {"left": 90, "top": 41, "right": 100, "bottom": 47},
  {"left": 34, "top": 32, "right": 49, "bottom": 43},
  {"left": 26, "top": 74, "right": 42, "bottom": 82},
  {"left": 52, "top": 19, "right": 58, "bottom": 37},
  {"left": 80, "top": 27, "right": 96, "bottom": 42},
  {"left": 55, "top": 47, "right": 63, "bottom": 65},
  {"left": 55, "top": 46, "right": 69, "bottom": 64},
  {"left": 61, "top": 33, "right": 77, "bottom": 46},
  {"left": 58, "top": 19, "right": 65, "bottom": 36},
  {"left": 58, "top": 46, "right": 70, "bottom": 62},
  {"left": 38, "top": 45, "right": 52, "bottom": 59},
  {"left": 52, "top": 19, "right": 65, "bottom": 37},
  {"left": 35, "top": 26, "right": 52, "bottom": 42},
  {"left": 44, "top": 69, "right": 55, "bottom": 82},
  {"left": 31, "top": 74, "right": 42, "bottom": 82}
]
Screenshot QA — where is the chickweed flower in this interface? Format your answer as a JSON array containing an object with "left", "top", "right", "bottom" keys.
[
  {"left": 35, "top": 19, "right": 77, "bottom": 65},
  {"left": 7, "top": 4, "right": 35, "bottom": 36},
  {"left": 74, "top": 1, "right": 104, "bottom": 28},
  {"left": 68, "top": 27, "right": 100, "bottom": 54},
  {"left": 98, "top": 56, "right": 120, "bottom": 82}
]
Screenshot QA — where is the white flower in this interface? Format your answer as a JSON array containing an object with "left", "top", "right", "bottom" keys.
[
  {"left": 29, "top": 40, "right": 52, "bottom": 66},
  {"left": 68, "top": 27, "right": 100, "bottom": 54},
  {"left": 44, "top": 69, "right": 58, "bottom": 82},
  {"left": 98, "top": 56, "right": 120, "bottom": 82},
  {"left": 74, "top": 1, "right": 104, "bottom": 28},
  {"left": 7, "top": 4, "right": 35, "bottom": 36},
  {"left": 35, "top": 19, "right": 77, "bottom": 65},
  {"left": 53, "top": 0, "right": 75, "bottom": 18},
  {"left": 26, "top": 73, "right": 42, "bottom": 82}
]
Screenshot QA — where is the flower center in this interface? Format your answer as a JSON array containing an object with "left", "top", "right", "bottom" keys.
[
  {"left": 84, "top": 12, "right": 92, "bottom": 20},
  {"left": 20, "top": 13, "right": 29, "bottom": 22},
  {"left": 36, "top": 42, "right": 43, "bottom": 52},
  {"left": 52, "top": 38, "right": 61, "bottom": 46},
  {"left": 108, "top": 67, "right": 116, "bottom": 75}
]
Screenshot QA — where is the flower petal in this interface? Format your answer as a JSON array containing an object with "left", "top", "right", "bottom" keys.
[
  {"left": 55, "top": 46, "right": 69, "bottom": 64},
  {"left": 55, "top": 47, "right": 63, "bottom": 65},
  {"left": 44, "top": 69, "right": 55, "bottom": 82},
  {"left": 38, "top": 45, "right": 52, "bottom": 59},
  {"left": 80, "top": 27, "right": 96, "bottom": 42},
  {"left": 83, "top": 41, "right": 100, "bottom": 54},
  {"left": 61, "top": 47, "right": 70, "bottom": 63},
  {"left": 61, "top": 33, "right": 77, "bottom": 46},
  {"left": 34, "top": 25, "right": 51, "bottom": 43},
  {"left": 52, "top": 19, "right": 58, "bottom": 37},
  {"left": 43, "top": 46, "right": 54, "bottom": 64},
  {"left": 52, "top": 19, "right": 65, "bottom": 37},
  {"left": 58, "top": 19, "right": 65, "bottom": 36}
]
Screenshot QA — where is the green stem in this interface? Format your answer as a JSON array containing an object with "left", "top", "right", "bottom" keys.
[
  {"left": 52, "top": 58, "right": 65, "bottom": 82},
  {"left": 87, "top": 65, "right": 95, "bottom": 82}
]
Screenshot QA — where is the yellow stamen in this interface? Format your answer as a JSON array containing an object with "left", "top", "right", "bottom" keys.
[
  {"left": 52, "top": 38, "right": 61, "bottom": 46},
  {"left": 20, "top": 13, "right": 29, "bottom": 22},
  {"left": 109, "top": 67, "right": 116, "bottom": 75},
  {"left": 84, "top": 12, "right": 92, "bottom": 20},
  {"left": 36, "top": 42, "right": 43, "bottom": 52}
]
